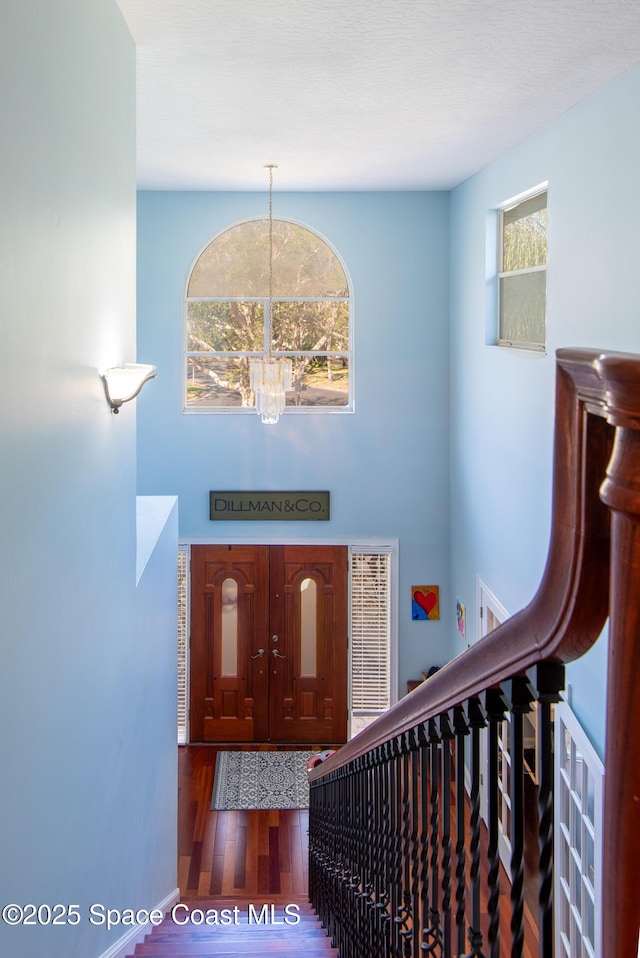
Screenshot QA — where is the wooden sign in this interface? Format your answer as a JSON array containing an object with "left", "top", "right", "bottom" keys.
[{"left": 210, "top": 491, "right": 330, "bottom": 521}]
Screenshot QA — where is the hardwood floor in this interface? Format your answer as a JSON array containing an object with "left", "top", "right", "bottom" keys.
[
  {"left": 177, "top": 744, "right": 539, "bottom": 957},
  {"left": 178, "top": 745, "right": 316, "bottom": 901}
]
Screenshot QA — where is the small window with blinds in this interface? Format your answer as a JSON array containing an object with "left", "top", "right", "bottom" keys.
[
  {"left": 497, "top": 187, "right": 547, "bottom": 350},
  {"left": 177, "top": 547, "right": 189, "bottom": 744},
  {"left": 350, "top": 551, "right": 391, "bottom": 715}
]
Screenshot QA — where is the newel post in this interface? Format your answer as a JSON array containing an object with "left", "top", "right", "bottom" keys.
[{"left": 596, "top": 355, "right": 640, "bottom": 958}]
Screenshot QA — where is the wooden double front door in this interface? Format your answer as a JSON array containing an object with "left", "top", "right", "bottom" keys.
[{"left": 190, "top": 544, "right": 348, "bottom": 744}]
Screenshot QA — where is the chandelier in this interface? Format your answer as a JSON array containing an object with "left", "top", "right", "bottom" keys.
[{"left": 249, "top": 164, "right": 293, "bottom": 424}]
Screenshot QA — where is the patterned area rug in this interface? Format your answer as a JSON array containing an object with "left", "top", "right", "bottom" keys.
[{"left": 211, "top": 750, "right": 317, "bottom": 810}]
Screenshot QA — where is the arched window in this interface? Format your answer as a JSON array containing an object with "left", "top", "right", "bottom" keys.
[{"left": 184, "top": 219, "right": 352, "bottom": 413}]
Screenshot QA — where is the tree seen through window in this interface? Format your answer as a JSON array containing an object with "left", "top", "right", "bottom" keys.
[{"left": 185, "top": 219, "right": 352, "bottom": 412}]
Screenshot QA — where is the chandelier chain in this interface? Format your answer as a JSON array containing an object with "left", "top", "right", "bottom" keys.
[
  {"left": 250, "top": 164, "right": 291, "bottom": 423},
  {"left": 268, "top": 164, "right": 274, "bottom": 306},
  {"left": 264, "top": 163, "right": 277, "bottom": 359}
]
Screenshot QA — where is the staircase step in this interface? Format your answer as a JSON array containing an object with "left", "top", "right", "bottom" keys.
[
  {"left": 134, "top": 944, "right": 333, "bottom": 956},
  {"left": 141, "top": 927, "right": 327, "bottom": 942},
  {"left": 128, "top": 901, "right": 335, "bottom": 957},
  {"left": 137, "top": 928, "right": 329, "bottom": 945}
]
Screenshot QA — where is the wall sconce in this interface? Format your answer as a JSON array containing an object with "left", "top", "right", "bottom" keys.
[{"left": 100, "top": 363, "right": 157, "bottom": 414}]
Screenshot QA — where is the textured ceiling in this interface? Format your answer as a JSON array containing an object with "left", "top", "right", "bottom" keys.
[{"left": 115, "top": 0, "right": 640, "bottom": 191}]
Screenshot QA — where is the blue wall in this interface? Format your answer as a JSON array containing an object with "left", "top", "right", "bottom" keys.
[
  {"left": 0, "top": 3, "right": 177, "bottom": 956},
  {"left": 448, "top": 64, "right": 640, "bottom": 757},
  {"left": 137, "top": 191, "right": 452, "bottom": 689}
]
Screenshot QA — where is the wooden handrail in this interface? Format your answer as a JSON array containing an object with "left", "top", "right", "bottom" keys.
[
  {"left": 309, "top": 347, "right": 640, "bottom": 956},
  {"left": 310, "top": 347, "right": 614, "bottom": 781}
]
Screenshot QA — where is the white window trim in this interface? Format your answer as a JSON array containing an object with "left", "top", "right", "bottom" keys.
[
  {"left": 177, "top": 546, "right": 190, "bottom": 746},
  {"left": 476, "top": 576, "right": 511, "bottom": 645},
  {"left": 496, "top": 182, "right": 548, "bottom": 353},
  {"left": 182, "top": 215, "right": 355, "bottom": 415},
  {"left": 554, "top": 699, "right": 604, "bottom": 958}
]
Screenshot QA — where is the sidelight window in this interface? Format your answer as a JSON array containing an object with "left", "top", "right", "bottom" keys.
[
  {"left": 220, "top": 577, "right": 238, "bottom": 676},
  {"left": 350, "top": 551, "right": 391, "bottom": 719},
  {"left": 299, "top": 577, "right": 318, "bottom": 677}
]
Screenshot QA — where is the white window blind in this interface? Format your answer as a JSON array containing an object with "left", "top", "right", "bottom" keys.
[
  {"left": 350, "top": 551, "right": 391, "bottom": 712},
  {"left": 177, "top": 547, "right": 189, "bottom": 744}
]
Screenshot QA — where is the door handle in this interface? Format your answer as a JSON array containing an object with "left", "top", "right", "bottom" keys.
[
  {"left": 271, "top": 649, "right": 286, "bottom": 659},
  {"left": 251, "top": 648, "right": 265, "bottom": 659}
]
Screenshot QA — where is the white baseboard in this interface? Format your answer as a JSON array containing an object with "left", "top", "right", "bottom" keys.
[{"left": 97, "top": 888, "right": 180, "bottom": 958}]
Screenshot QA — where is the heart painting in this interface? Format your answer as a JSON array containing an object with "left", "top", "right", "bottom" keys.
[{"left": 411, "top": 585, "right": 440, "bottom": 620}]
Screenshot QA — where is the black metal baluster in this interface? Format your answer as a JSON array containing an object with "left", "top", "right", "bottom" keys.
[
  {"left": 391, "top": 735, "right": 405, "bottom": 958},
  {"left": 438, "top": 711, "right": 455, "bottom": 958},
  {"left": 379, "top": 741, "right": 393, "bottom": 955},
  {"left": 344, "top": 762, "right": 354, "bottom": 958},
  {"left": 359, "top": 751, "right": 375, "bottom": 957},
  {"left": 418, "top": 722, "right": 431, "bottom": 953},
  {"left": 371, "top": 746, "right": 386, "bottom": 955},
  {"left": 422, "top": 718, "right": 442, "bottom": 955},
  {"left": 346, "top": 758, "right": 358, "bottom": 958},
  {"left": 502, "top": 676, "right": 535, "bottom": 958},
  {"left": 410, "top": 727, "right": 422, "bottom": 958},
  {"left": 345, "top": 761, "right": 356, "bottom": 958},
  {"left": 309, "top": 779, "right": 317, "bottom": 916},
  {"left": 528, "top": 663, "right": 565, "bottom": 958},
  {"left": 322, "top": 772, "right": 333, "bottom": 940},
  {"left": 325, "top": 770, "right": 338, "bottom": 947},
  {"left": 356, "top": 755, "right": 368, "bottom": 958},
  {"left": 315, "top": 772, "right": 326, "bottom": 940},
  {"left": 453, "top": 706, "right": 470, "bottom": 956},
  {"left": 337, "top": 766, "right": 347, "bottom": 956},
  {"left": 394, "top": 729, "right": 416, "bottom": 956},
  {"left": 308, "top": 779, "right": 316, "bottom": 908},
  {"left": 463, "top": 696, "right": 487, "bottom": 958},
  {"left": 368, "top": 749, "right": 380, "bottom": 955},
  {"left": 350, "top": 759, "right": 359, "bottom": 958},
  {"left": 331, "top": 768, "right": 341, "bottom": 952},
  {"left": 483, "top": 687, "right": 508, "bottom": 958}
]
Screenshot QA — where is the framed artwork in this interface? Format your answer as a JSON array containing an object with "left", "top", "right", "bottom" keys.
[
  {"left": 456, "top": 598, "right": 466, "bottom": 638},
  {"left": 412, "top": 585, "right": 440, "bottom": 620}
]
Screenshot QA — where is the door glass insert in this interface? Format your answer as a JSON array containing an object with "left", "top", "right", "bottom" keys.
[
  {"left": 220, "top": 577, "right": 238, "bottom": 676},
  {"left": 300, "top": 577, "right": 317, "bottom": 676}
]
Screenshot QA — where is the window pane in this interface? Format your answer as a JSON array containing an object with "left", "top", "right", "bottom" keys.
[
  {"left": 186, "top": 356, "right": 251, "bottom": 407},
  {"left": 561, "top": 831, "right": 570, "bottom": 880},
  {"left": 300, "top": 578, "right": 317, "bottom": 677},
  {"left": 573, "top": 799, "right": 582, "bottom": 856},
  {"left": 220, "top": 578, "right": 238, "bottom": 676},
  {"left": 271, "top": 301, "right": 349, "bottom": 352},
  {"left": 502, "top": 194, "right": 547, "bottom": 271},
  {"left": 573, "top": 746, "right": 584, "bottom": 796},
  {"left": 585, "top": 827, "right": 595, "bottom": 887},
  {"left": 187, "top": 301, "right": 264, "bottom": 352},
  {"left": 586, "top": 768, "right": 595, "bottom": 825},
  {"left": 561, "top": 777, "right": 570, "bottom": 828},
  {"left": 562, "top": 726, "right": 571, "bottom": 776},
  {"left": 285, "top": 357, "right": 350, "bottom": 407},
  {"left": 584, "top": 889, "right": 595, "bottom": 947},
  {"left": 499, "top": 271, "right": 546, "bottom": 345},
  {"left": 188, "top": 219, "right": 348, "bottom": 297}
]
